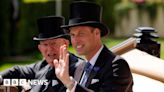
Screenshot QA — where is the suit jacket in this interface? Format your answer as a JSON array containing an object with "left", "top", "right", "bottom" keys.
[
  {"left": 0, "top": 53, "right": 83, "bottom": 92},
  {"left": 74, "top": 45, "right": 133, "bottom": 92}
]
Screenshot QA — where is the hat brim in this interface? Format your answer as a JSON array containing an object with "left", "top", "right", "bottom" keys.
[
  {"left": 61, "top": 21, "right": 109, "bottom": 37},
  {"left": 33, "top": 34, "right": 70, "bottom": 41}
]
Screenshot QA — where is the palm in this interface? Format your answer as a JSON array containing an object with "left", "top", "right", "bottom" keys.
[
  {"left": 55, "top": 59, "right": 67, "bottom": 78},
  {"left": 53, "top": 45, "right": 70, "bottom": 83}
]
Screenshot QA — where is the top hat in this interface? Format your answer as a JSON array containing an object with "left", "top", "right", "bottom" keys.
[
  {"left": 33, "top": 16, "right": 69, "bottom": 41},
  {"left": 61, "top": 1, "right": 109, "bottom": 37}
]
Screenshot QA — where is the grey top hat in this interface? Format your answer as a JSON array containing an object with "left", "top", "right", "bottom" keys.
[
  {"left": 33, "top": 16, "right": 70, "bottom": 41},
  {"left": 61, "top": 1, "right": 109, "bottom": 37}
]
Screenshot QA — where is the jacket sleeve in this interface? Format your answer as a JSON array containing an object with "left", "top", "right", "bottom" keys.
[
  {"left": 75, "top": 83, "right": 94, "bottom": 92},
  {"left": 0, "top": 63, "right": 38, "bottom": 79},
  {"left": 98, "top": 58, "right": 133, "bottom": 92}
]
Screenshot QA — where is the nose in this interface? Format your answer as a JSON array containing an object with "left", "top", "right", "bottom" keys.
[
  {"left": 47, "top": 45, "right": 55, "bottom": 52},
  {"left": 71, "top": 36, "right": 80, "bottom": 44},
  {"left": 47, "top": 45, "right": 58, "bottom": 57}
]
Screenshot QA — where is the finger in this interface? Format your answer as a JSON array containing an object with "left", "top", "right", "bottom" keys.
[
  {"left": 62, "top": 45, "right": 67, "bottom": 59},
  {"left": 59, "top": 45, "right": 64, "bottom": 60},
  {"left": 62, "top": 45, "right": 65, "bottom": 60},
  {"left": 53, "top": 59, "right": 61, "bottom": 75},
  {"left": 53, "top": 59, "right": 59, "bottom": 68},
  {"left": 60, "top": 53, "right": 69, "bottom": 68},
  {"left": 65, "top": 53, "right": 69, "bottom": 68},
  {"left": 59, "top": 45, "right": 67, "bottom": 67},
  {"left": 63, "top": 45, "right": 67, "bottom": 60}
]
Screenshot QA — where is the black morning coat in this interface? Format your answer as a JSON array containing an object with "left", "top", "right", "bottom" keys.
[{"left": 74, "top": 45, "right": 133, "bottom": 92}]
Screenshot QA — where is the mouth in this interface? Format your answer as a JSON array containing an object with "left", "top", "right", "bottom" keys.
[
  {"left": 75, "top": 45, "right": 84, "bottom": 52},
  {"left": 76, "top": 45, "right": 83, "bottom": 49},
  {"left": 48, "top": 54, "right": 57, "bottom": 59}
]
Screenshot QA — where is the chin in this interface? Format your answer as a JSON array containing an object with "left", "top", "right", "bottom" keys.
[
  {"left": 77, "top": 52, "right": 84, "bottom": 55},
  {"left": 46, "top": 60, "right": 53, "bottom": 65},
  {"left": 48, "top": 62, "right": 54, "bottom": 67}
]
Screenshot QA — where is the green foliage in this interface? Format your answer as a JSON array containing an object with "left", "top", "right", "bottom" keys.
[
  {"left": 115, "top": 2, "right": 136, "bottom": 17},
  {"left": 23, "top": 0, "right": 49, "bottom": 3},
  {"left": 114, "top": 1, "right": 164, "bottom": 23},
  {"left": 137, "top": 3, "right": 158, "bottom": 20}
]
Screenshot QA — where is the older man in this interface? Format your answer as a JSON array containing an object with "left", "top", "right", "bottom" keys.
[{"left": 0, "top": 16, "right": 82, "bottom": 92}]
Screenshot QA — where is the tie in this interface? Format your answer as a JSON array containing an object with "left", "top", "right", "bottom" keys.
[{"left": 80, "top": 62, "right": 92, "bottom": 87}]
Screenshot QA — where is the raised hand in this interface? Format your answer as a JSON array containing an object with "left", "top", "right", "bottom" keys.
[{"left": 53, "top": 45, "right": 71, "bottom": 86}]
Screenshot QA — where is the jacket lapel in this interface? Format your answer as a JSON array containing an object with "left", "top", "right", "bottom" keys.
[
  {"left": 74, "top": 61, "right": 86, "bottom": 82},
  {"left": 85, "top": 45, "right": 116, "bottom": 87}
]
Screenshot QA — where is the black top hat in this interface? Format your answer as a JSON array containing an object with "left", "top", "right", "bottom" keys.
[
  {"left": 61, "top": 1, "right": 109, "bottom": 37},
  {"left": 33, "top": 16, "right": 70, "bottom": 41}
]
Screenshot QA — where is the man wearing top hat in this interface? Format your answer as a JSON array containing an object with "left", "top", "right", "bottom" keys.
[
  {"left": 53, "top": 1, "right": 133, "bottom": 92},
  {"left": 0, "top": 16, "right": 83, "bottom": 92}
]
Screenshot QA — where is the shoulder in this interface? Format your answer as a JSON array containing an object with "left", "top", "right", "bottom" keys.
[
  {"left": 111, "top": 55, "right": 132, "bottom": 78},
  {"left": 100, "top": 46, "right": 131, "bottom": 72},
  {"left": 98, "top": 45, "right": 117, "bottom": 63},
  {"left": 29, "top": 60, "right": 49, "bottom": 71},
  {"left": 69, "top": 53, "right": 85, "bottom": 64},
  {"left": 112, "top": 55, "right": 129, "bottom": 68},
  {"left": 101, "top": 45, "right": 128, "bottom": 63}
]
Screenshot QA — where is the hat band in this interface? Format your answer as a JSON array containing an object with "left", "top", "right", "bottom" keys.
[
  {"left": 69, "top": 18, "right": 100, "bottom": 25},
  {"left": 38, "top": 33, "right": 58, "bottom": 38}
]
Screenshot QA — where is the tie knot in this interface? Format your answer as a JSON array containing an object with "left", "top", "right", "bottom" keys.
[{"left": 84, "top": 62, "right": 92, "bottom": 72}]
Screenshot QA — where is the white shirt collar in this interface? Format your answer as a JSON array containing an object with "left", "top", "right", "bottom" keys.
[{"left": 89, "top": 45, "right": 104, "bottom": 66}]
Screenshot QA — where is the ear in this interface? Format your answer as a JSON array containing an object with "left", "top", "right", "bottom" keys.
[
  {"left": 94, "top": 28, "right": 101, "bottom": 36},
  {"left": 65, "top": 39, "right": 70, "bottom": 47},
  {"left": 38, "top": 44, "right": 42, "bottom": 52},
  {"left": 62, "top": 39, "right": 70, "bottom": 48}
]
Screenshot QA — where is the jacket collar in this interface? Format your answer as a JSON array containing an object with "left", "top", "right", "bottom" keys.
[{"left": 85, "top": 45, "right": 116, "bottom": 87}]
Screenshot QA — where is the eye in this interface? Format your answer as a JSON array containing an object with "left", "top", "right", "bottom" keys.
[
  {"left": 70, "top": 33, "right": 75, "bottom": 38},
  {"left": 41, "top": 43, "right": 48, "bottom": 47},
  {"left": 79, "top": 32, "right": 85, "bottom": 36},
  {"left": 51, "top": 42, "right": 56, "bottom": 46}
]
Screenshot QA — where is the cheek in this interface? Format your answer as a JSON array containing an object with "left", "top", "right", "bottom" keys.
[
  {"left": 71, "top": 39, "right": 76, "bottom": 46},
  {"left": 50, "top": 47, "right": 60, "bottom": 55},
  {"left": 41, "top": 50, "right": 47, "bottom": 57},
  {"left": 39, "top": 48, "right": 47, "bottom": 56},
  {"left": 54, "top": 48, "right": 60, "bottom": 54},
  {"left": 85, "top": 36, "right": 95, "bottom": 46}
]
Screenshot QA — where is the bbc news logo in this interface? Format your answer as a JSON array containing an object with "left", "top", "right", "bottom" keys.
[{"left": 3, "top": 79, "right": 48, "bottom": 86}]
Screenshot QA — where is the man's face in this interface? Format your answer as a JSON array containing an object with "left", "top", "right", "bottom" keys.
[
  {"left": 38, "top": 38, "right": 69, "bottom": 66},
  {"left": 70, "top": 26, "right": 101, "bottom": 59}
]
